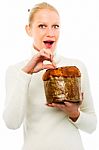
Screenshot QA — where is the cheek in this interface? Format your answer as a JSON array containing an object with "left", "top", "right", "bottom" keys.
[
  {"left": 39, "top": 30, "right": 46, "bottom": 37},
  {"left": 32, "top": 33, "right": 41, "bottom": 42},
  {"left": 55, "top": 31, "right": 60, "bottom": 39},
  {"left": 35, "top": 30, "right": 45, "bottom": 40}
]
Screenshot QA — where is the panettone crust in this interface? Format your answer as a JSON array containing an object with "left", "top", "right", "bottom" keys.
[{"left": 42, "top": 66, "right": 81, "bottom": 81}]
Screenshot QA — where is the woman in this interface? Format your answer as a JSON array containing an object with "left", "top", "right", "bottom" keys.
[{"left": 3, "top": 2, "right": 97, "bottom": 150}]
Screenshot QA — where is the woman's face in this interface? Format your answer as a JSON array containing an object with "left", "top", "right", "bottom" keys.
[{"left": 28, "top": 9, "right": 60, "bottom": 52}]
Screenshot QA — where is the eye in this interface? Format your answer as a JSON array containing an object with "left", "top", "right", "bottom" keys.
[
  {"left": 53, "top": 25, "right": 60, "bottom": 29},
  {"left": 38, "top": 24, "right": 47, "bottom": 29}
]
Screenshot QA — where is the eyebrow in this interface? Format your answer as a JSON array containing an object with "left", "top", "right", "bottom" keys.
[{"left": 37, "top": 22, "right": 60, "bottom": 25}]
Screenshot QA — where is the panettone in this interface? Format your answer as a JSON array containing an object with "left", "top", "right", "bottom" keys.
[{"left": 42, "top": 66, "right": 81, "bottom": 104}]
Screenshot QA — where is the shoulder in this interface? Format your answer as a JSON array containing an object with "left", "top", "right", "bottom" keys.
[
  {"left": 6, "top": 59, "right": 29, "bottom": 76},
  {"left": 58, "top": 54, "right": 87, "bottom": 70},
  {"left": 6, "top": 59, "right": 32, "bottom": 81},
  {"left": 7, "top": 59, "right": 28, "bottom": 70},
  {"left": 56, "top": 54, "right": 89, "bottom": 79}
]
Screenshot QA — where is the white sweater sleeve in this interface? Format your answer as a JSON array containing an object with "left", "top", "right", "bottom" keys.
[
  {"left": 69, "top": 63, "right": 97, "bottom": 133},
  {"left": 3, "top": 65, "right": 32, "bottom": 129}
]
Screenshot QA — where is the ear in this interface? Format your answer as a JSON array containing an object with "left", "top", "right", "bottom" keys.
[{"left": 25, "top": 25, "right": 32, "bottom": 37}]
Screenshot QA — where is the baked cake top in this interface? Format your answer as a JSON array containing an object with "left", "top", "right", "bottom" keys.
[{"left": 42, "top": 66, "right": 81, "bottom": 81}]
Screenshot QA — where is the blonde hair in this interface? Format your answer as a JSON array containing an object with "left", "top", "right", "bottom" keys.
[{"left": 28, "top": 2, "right": 59, "bottom": 26}]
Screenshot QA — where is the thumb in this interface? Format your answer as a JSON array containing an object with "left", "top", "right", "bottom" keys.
[
  {"left": 64, "top": 101, "right": 71, "bottom": 107},
  {"left": 43, "top": 64, "right": 56, "bottom": 70}
]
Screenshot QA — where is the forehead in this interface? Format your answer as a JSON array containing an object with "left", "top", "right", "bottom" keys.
[{"left": 33, "top": 9, "right": 60, "bottom": 23}]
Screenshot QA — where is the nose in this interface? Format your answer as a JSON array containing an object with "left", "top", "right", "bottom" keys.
[{"left": 46, "top": 27, "right": 55, "bottom": 37}]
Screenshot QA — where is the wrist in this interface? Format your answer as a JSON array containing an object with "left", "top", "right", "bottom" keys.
[
  {"left": 69, "top": 111, "right": 80, "bottom": 122},
  {"left": 22, "top": 66, "right": 33, "bottom": 74}
]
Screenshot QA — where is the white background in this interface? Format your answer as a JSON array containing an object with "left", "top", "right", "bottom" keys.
[{"left": 0, "top": 0, "right": 99, "bottom": 149}]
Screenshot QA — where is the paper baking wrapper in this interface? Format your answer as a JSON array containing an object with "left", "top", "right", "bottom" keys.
[{"left": 44, "top": 76, "right": 81, "bottom": 104}]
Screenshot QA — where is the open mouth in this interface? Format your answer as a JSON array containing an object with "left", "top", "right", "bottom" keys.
[{"left": 43, "top": 40, "right": 54, "bottom": 48}]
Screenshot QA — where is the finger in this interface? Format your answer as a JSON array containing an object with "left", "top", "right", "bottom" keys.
[
  {"left": 29, "top": 68, "right": 34, "bottom": 74},
  {"left": 46, "top": 103, "right": 54, "bottom": 107},
  {"left": 51, "top": 58, "right": 56, "bottom": 67},
  {"left": 50, "top": 52, "right": 54, "bottom": 62},
  {"left": 43, "top": 48, "right": 53, "bottom": 56},
  {"left": 64, "top": 102, "right": 72, "bottom": 107},
  {"left": 43, "top": 64, "right": 56, "bottom": 70},
  {"left": 43, "top": 50, "right": 56, "bottom": 67},
  {"left": 40, "top": 49, "right": 50, "bottom": 58},
  {"left": 51, "top": 103, "right": 65, "bottom": 109},
  {"left": 40, "top": 49, "right": 54, "bottom": 61},
  {"left": 64, "top": 101, "right": 80, "bottom": 107}
]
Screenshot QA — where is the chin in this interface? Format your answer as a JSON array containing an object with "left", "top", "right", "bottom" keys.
[{"left": 49, "top": 49, "right": 55, "bottom": 54}]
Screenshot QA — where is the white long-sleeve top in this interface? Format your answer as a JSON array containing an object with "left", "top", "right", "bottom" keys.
[{"left": 3, "top": 51, "right": 97, "bottom": 150}]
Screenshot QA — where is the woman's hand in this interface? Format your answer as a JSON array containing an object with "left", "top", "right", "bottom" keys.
[
  {"left": 22, "top": 48, "right": 56, "bottom": 74},
  {"left": 47, "top": 93, "right": 83, "bottom": 122},
  {"left": 47, "top": 102, "right": 81, "bottom": 122}
]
